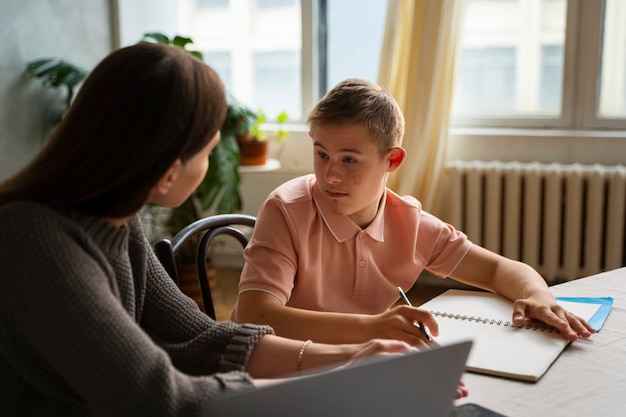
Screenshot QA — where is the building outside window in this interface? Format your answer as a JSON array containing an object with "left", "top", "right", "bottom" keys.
[{"left": 453, "top": 0, "right": 626, "bottom": 129}]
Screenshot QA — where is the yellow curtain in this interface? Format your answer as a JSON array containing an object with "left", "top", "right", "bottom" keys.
[{"left": 378, "top": 0, "right": 464, "bottom": 211}]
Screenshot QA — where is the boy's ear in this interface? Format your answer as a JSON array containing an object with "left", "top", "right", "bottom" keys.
[{"left": 387, "top": 147, "right": 406, "bottom": 172}]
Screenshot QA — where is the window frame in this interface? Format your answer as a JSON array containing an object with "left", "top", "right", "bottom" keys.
[
  {"left": 451, "top": 0, "right": 626, "bottom": 131},
  {"left": 301, "top": 0, "right": 320, "bottom": 120},
  {"left": 116, "top": 0, "right": 626, "bottom": 132}
]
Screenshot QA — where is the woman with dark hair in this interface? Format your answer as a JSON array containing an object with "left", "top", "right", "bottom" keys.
[{"left": 0, "top": 43, "right": 413, "bottom": 416}]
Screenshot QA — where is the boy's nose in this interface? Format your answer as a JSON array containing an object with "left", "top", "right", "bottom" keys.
[{"left": 324, "top": 162, "right": 342, "bottom": 184}]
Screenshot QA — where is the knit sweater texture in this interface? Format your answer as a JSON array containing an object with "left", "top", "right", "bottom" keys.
[{"left": 0, "top": 200, "right": 273, "bottom": 416}]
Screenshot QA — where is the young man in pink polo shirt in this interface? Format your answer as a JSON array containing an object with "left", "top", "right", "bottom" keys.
[{"left": 231, "top": 78, "right": 594, "bottom": 347}]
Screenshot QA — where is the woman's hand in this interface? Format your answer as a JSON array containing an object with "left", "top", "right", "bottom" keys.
[{"left": 342, "top": 338, "right": 418, "bottom": 366}]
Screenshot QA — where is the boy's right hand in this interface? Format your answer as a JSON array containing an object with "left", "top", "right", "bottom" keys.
[{"left": 365, "top": 305, "right": 439, "bottom": 346}]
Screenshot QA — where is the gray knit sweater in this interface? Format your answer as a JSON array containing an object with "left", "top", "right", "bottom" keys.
[{"left": 0, "top": 200, "right": 274, "bottom": 416}]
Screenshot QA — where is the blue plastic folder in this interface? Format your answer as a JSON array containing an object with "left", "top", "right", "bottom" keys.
[{"left": 555, "top": 296, "right": 614, "bottom": 331}]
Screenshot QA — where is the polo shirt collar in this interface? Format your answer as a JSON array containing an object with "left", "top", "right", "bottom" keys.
[{"left": 312, "top": 182, "right": 386, "bottom": 243}]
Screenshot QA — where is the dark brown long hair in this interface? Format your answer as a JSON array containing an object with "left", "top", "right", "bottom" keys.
[{"left": 0, "top": 42, "right": 227, "bottom": 218}]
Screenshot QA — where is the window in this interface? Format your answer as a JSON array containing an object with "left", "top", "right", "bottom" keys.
[
  {"left": 176, "top": 0, "right": 387, "bottom": 121},
  {"left": 322, "top": 0, "right": 387, "bottom": 95},
  {"left": 178, "top": 0, "right": 302, "bottom": 119},
  {"left": 598, "top": 0, "right": 626, "bottom": 119},
  {"left": 120, "top": 0, "right": 624, "bottom": 131},
  {"left": 452, "top": 0, "right": 626, "bottom": 130}
]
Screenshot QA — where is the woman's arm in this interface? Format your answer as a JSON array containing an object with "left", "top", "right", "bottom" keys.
[{"left": 246, "top": 335, "right": 415, "bottom": 378}]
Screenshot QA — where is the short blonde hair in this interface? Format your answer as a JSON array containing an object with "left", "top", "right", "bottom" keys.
[{"left": 306, "top": 78, "right": 405, "bottom": 152}]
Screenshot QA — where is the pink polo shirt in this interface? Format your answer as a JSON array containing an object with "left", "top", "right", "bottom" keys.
[{"left": 231, "top": 175, "right": 472, "bottom": 318}]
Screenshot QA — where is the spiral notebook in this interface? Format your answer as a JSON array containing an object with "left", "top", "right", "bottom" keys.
[{"left": 419, "top": 289, "right": 602, "bottom": 382}]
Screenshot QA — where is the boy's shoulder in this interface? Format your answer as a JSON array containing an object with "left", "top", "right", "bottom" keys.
[
  {"left": 384, "top": 188, "right": 422, "bottom": 211},
  {"left": 268, "top": 174, "right": 316, "bottom": 204}
]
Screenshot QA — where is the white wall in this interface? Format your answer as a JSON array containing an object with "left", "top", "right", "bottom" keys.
[
  {"left": 448, "top": 129, "right": 626, "bottom": 166},
  {"left": 239, "top": 128, "right": 313, "bottom": 216},
  {"left": 0, "top": 0, "right": 113, "bottom": 180},
  {"left": 117, "top": 0, "right": 179, "bottom": 47}
]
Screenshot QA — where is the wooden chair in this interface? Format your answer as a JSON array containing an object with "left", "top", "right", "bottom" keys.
[{"left": 154, "top": 214, "right": 256, "bottom": 319}]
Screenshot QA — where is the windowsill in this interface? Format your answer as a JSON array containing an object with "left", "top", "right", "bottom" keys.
[
  {"left": 238, "top": 158, "right": 281, "bottom": 173},
  {"left": 450, "top": 127, "right": 626, "bottom": 140},
  {"left": 447, "top": 128, "right": 626, "bottom": 166}
]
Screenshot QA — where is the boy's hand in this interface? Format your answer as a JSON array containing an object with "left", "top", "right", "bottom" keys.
[
  {"left": 365, "top": 305, "right": 439, "bottom": 346},
  {"left": 511, "top": 293, "right": 595, "bottom": 341}
]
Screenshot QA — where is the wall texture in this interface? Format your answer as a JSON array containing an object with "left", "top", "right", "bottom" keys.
[{"left": 0, "top": 0, "right": 114, "bottom": 180}]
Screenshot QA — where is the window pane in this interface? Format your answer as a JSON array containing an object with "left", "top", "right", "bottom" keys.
[
  {"left": 453, "top": 0, "right": 567, "bottom": 118},
  {"left": 179, "top": 0, "right": 301, "bottom": 119},
  {"left": 456, "top": 47, "right": 516, "bottom": 113},
  {"left": 597, "top": 0, "right": 626, "bottom": 118},
  {"left": 253, "top": 50, "right": 300, "bottom": 117},
  {"left": 325, "top": 0, "right": 387, "bottom": 92}
]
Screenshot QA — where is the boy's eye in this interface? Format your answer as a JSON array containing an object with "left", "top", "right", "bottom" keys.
[
  {"left": 343, "top": 156, "right": 357, "bottom": 163},
  {"left": 316, "top": 151, "right": 329, "bottom": 159}
]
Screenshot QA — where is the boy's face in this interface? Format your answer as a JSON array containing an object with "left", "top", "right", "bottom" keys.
[{"left": 310, "top": 123, "right": 404, "bottom": 228}]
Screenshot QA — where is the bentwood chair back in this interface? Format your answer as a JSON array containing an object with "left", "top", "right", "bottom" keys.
[{"left": 154, "top": 214, "right": 256, "bottom": 319}]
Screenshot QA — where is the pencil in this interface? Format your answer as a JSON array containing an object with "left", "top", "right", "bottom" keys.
[{"left": 397, "top": 287, "right": 432, "bottom": 341}]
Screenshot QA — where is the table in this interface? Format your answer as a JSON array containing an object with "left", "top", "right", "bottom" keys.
[{"left": 455, "top": 267, "right": 626, "bottom": 417}]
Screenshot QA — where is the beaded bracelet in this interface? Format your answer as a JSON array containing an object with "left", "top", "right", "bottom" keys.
[{"left": 296, "top": 339, "right": 312, "bottom": 372}]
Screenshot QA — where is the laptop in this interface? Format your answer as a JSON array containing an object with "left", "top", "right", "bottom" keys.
[{"left": 202, "top": 340, "right": 472, "bottom": 417}]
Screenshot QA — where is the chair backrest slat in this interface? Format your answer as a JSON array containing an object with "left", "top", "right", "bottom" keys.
[{"left": 154, "top": 214, "right": 256, "bottom": 319}]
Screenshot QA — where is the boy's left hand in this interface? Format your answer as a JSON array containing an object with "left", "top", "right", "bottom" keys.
[{"left": 511, "top": 293, "right": 596, "bottom": 341}]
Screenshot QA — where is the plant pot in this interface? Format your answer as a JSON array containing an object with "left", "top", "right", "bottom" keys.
[{"left": 236, "top": 133, "right": 269, "bottom": 166}]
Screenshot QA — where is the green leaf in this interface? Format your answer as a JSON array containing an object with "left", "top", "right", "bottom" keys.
[
  {"left": 277, "top": 111, "right": 289, "bottom": 123},
  {"left": 142, "top": 32, "right": 171, "bottom": 44},
  {"left": 173, "top": 35, "right": 193, "bottom": 48}
]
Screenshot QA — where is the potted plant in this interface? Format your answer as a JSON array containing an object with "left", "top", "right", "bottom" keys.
[
  {"left": 235, "top": 108, "right": 290, "bottom": 166},
  {"left": 25, "top": 58, "right": 88, "bottom": 125}
]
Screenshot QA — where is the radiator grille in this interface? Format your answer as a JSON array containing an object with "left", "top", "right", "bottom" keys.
[{"left": 440, "top": 161, "right": 626, "bottom": 283}]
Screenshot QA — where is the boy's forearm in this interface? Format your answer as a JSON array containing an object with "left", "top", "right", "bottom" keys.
[
  {"left": 236, "top": 293, "right": 372, "bottom": 343},
  {"left": 491, "top": 259, "right": 552, "bottom": 302},
  {"left": 261, "top": 307, "right": 374, "bottom": 344},
  {"left": 450, "top": 245, "right": 552, "bottom": 302}
]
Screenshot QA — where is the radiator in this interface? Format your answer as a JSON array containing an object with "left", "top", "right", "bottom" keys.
[{"left": 439, "top": 160, "right": 626, "bottom": 283}]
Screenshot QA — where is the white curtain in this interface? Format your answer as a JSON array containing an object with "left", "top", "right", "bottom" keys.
[{"left": 378, "top": 0, "right": 464, "bottom": 211}]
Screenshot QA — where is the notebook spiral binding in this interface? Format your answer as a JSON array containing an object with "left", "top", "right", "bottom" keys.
[{"left": 430, "top": 311, "right": 560, "bottom": 333}]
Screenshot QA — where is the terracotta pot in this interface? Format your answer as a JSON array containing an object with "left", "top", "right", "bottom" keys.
[{"left": 236, "top": 133, "right": 269, "bottom": 166}]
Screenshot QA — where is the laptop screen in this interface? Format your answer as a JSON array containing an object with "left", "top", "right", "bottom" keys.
[{"left": 202, "top": 340, "right": 472, "bottom": 417}]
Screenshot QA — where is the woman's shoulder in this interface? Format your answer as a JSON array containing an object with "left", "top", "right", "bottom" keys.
[
  {"left": 0, "top": 200, "right": 64, "bottom": 226},
  {"left": 0, "top": 200, "right": 129, "bottom": 250}
]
